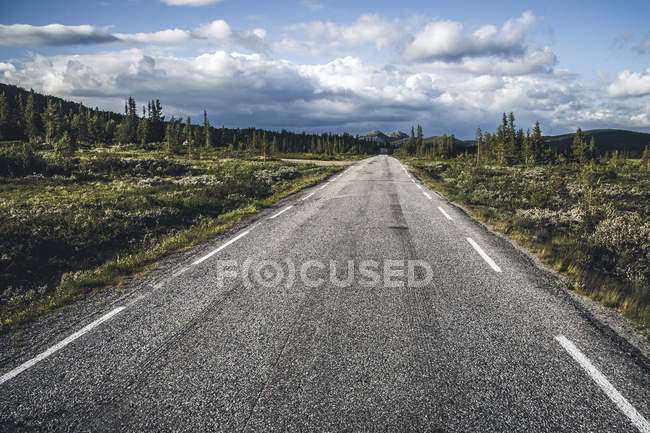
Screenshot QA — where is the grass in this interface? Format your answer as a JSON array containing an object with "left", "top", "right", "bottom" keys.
[
  {"left": 401, "top": 156, "right": 650, "bottom": 338},
  {"left": 0, "top": 146, "right": 344, "bottom": 331}
]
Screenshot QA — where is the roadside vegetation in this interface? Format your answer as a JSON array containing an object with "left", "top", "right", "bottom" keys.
[
  {"left": 0, "top": 85, "right": 378, "bottom": 331},
  {"left": 398, "top": 115, "right": 650, "bottom": 336}
]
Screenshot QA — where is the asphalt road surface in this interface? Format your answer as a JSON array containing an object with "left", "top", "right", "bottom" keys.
[{"left": 1, "top": 156, "right": 648, "bottom": 432}]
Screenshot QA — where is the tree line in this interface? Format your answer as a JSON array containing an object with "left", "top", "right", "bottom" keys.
[
  {"left": 396, "top": 112, "right": 650, "bottom": 170},
  {"left": 0, "top": 84, "right": 379, "bottom": 157}
]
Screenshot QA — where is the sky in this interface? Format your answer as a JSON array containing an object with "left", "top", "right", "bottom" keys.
[{"left": 1, "top": 0, "right": 649, "bottom": 138}]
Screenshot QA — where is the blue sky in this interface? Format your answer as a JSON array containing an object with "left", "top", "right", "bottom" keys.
[{"left": 1, "top": 0, "right": 649, "bottom": 138}]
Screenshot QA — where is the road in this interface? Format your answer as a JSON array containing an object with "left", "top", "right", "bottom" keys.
[{"left": 1, "top": 155, "right": 648, "bottom": 432}]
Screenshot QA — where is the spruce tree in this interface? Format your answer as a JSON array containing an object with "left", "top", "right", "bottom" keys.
[
  {"left": 203, "top": 110, "right": 211, "bottom": 149},
  {"left": 42, "top": 98, "right": 61, "bottom": 144},
  {"left": 137, "top": 116, "right": 150, "bottom": 146},
  {"left": 522, "top": 129, "right": 533, "bottom": 166},
  {"left": 24, "top": 91, "right": 40, "bottom": 142},
  {"left": 416, "top": 125, "right": 424, "bottom": 156},
  {"left": 588, "top": 136, "right": 596, "bottom": 161},
  {"left": 532, "top": 121, "right": 543, "bottom": 163},
  {"left": 475, "top": 126, "right": 483, "bottom": 164},
  {"left": 572, "top": 128, "right": 588, "bottom": 164},
  {"left": 641, "top": 145, "right": 650, "bottom": 172}
]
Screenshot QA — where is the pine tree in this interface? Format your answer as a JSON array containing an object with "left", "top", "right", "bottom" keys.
[
  {"left": 271, "top": 136, "right": 278, "bottom": 155},
  {"left": 505, "top": 112, "right": 517, "bottom": 164},
  {"left": 416, "top": 125, "right": 424, "bottom": 156},
  {"left": 203, "top": 110, "right": 211, "bottom": 149},
  {"left": 572, "top": 128, "right": 588, "bottom": 164},
  {"left": 261, "top": 131, "right": 268, "bottom": 161},
  {"left": 532, "top": 121, "right": 543, "bottom": 164},
  {"left": 497, "top": 113, "right": 507, "bottom": 165},
  {"left": 137, "top": 116, "right": 150, "bottom": 146},
  {"left": 117, "top": 96, "right": 138, "bottom": 144},
  {"left": 522, "top": 128, "right": 533, "bottom": 166},
  {"left": 588, "top": 136, "right": 596, "bottom": 161},
  {"left": 24, "top": 91, "right": 40, "bottom": 142},
  {"left": 475, "top": 126, "right": 483, "bottom": 164},
  {"left": 42, "top": 98, "right": 61, "bottom": 144},
  {"left": 54, "top": 130, "right": 77, "bottom": 156},
  {"left": 641, "top": 145, "right": 650, "bottom": 172},
  {"left": 104, "top": 119, "right": 116, "bottom": 145},
  {"left": 165, "top": 116, "right": 180, "bottom": 154},
  {"left": 148, "top": 99, "right": 165, "bottom": 142},
  {"left": 183, "top": 116, "right": 193, "bottom": 156},
  {"left": 407, "top": 126, "right": 416, "bottom": 155}
]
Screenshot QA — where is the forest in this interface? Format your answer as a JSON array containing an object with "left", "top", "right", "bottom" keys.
[{"left": 0, "top": 83, "right": 379, "bottom": 158}]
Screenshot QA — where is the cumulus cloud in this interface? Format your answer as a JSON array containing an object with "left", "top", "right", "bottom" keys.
[
  {"left": 607, "top": 68, "right": 650, "bottom": 98},
  {"left": 0, "top": 24, "right": 117, "bottom": 47},
  {"left": 194, "top": 20, "right": 232, "bottom": 39},
  {"left": 282, "top": 13, "right": 411, "bottom": 55},
  {"left": 404, "top": 11, "right": 537, "bottom": 61},
  {"left": 3, "top": 47, "right": 627, "bottom": 135},
  {"left": 160, "top": 0, "right": 223, "bottom": 5},
  {"left": 1, "top": 13, "right": 647, "bottom": 135}
]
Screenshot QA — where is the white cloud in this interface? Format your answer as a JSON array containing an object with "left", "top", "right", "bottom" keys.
[
  {"left": 160, "top": 0, "right": 223, "bottom": 5},
  {"left": 0, "top": 48, "right": 599, "bottom": 135},
  {"left": 194, "top": 20, "right": 232, "bottom": 39},
  {"left": 1, "top": 13, "right": 647, "bottom": 135},
  {"left": 0, "top": 62, "right": 16, "bottom": 73},
  {"left": 608, "top": 68, "right": 650, "bottom": 97},
  {"left": 0, "top": 24, "right": 117, "bottom": 47},
  {"left": 404, "top": 11, "right": 537, "bottom": 61},
  {"left": 283, "top": 13, "right": 411, "bottom": 55}
]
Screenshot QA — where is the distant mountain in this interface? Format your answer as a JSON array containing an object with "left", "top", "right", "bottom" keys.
[
  {"left": 542, "top": 129, "right": 650, "bottom": 157},
  {"left": 359, "top": 130, "right": 408, "bottom": 146},
  {"left": 386, "top": 131, "right": 408, "bottom": 140},
  {"left": 360, "top": 130, "right": 391, "bottom": 144}
]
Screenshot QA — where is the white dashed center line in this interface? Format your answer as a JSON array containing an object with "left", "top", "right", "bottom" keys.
[
  {"left": 193, "top": 230, "right": 250, "bottom": 265},
  {"left": 466, "top": 237, "right": 502, "bottom": 272},
  {"left": 437, "top": 206, "right": 453, "bottom": 221},
  {"left": 269, "top": 205, "right": 293, "bottom": 220},
  {"left": 302, "top": 192, "right": 315, "bottom": 201},
  {"left": 555, "top": 335, "right": 650, "bottom": 433},
  {"left": 423, "top": 192, "right": 432, "bottom": 200}
]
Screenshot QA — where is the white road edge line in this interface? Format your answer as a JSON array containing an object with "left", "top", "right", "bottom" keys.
[
  {"left": 193, "top": 230, "right": 250, "bottom": 265},
  {"left": 268, "top": 206, "right": 293, "bottom": 220},
  {"left": 466, "top": 237, "right": 502, "bottom": 272},
  {"left": 437, "top": 206, "right": 453, "bottom": 221},
  {"left": 555, "top": 335, "right": 650, "bottom": 433},
  {"left": 423, "top": 192, "right": 432, "bottom": 200},
  {"left": 302, "top": 192, "right": 315, "bottom": 201},
  {"left": 320, "top": 184, "right": 327, "bottom": 190},
  {"left": 0, "top": 306, "right": 126, "bottom": 385},
  {"left": 416, "top": 184, "right": 422, "bottom": 190}
]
